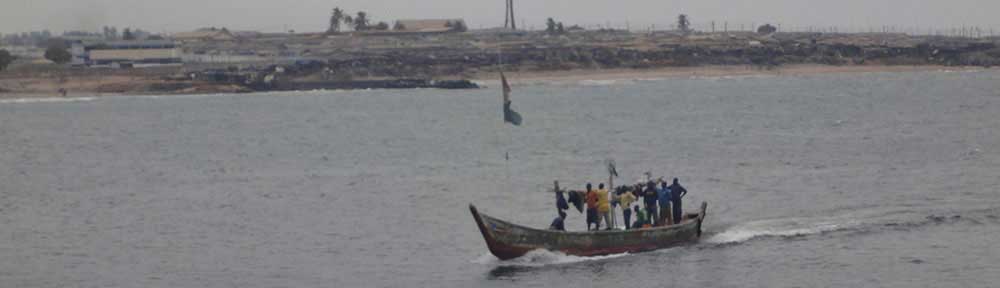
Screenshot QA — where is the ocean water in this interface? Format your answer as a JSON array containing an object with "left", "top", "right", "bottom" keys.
[{"left": 1, "top": 69, "right": 999, "bottom": 287}]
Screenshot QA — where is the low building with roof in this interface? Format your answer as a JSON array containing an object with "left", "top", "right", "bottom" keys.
[{"left": 86, "top": 40, "right": 182, "bottom": 67}]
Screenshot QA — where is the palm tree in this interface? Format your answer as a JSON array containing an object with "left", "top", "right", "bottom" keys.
[
  {"left": 328, "top": 8, "right": 346, "bottom": 34},
  {"left": 546, "top": 18, "right": 557, "bottom": 34},
  {"left": 343, "top": 15, "right": 353, "bottom": 31},
  {"left": 678, "top": 14, "right": 691, "bottom": 34},
  {"left": 352, "top": 11, "right": 370, "bottom": 31}
]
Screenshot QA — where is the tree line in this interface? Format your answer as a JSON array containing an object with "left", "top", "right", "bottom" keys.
[
  {"left": 328, "top": 8, "right": 390, "bottom": 33},
  {"left": 327, "top": 7, "right": 467, "bottom": 34}
]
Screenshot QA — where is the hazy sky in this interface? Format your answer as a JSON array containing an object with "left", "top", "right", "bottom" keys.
[{"left": 3, "top": 0, "right": 1000, "bottom": 34}]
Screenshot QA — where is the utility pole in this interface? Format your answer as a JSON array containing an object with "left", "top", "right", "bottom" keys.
[
  {"left": 504, "top": 0, "right": 517, "bottom": 30},
  {"left": 503, "top": 0, "right": 509, "bottom": 28},
  {"left": 511, "top": 0, "right": 517, "bottom": 30}
]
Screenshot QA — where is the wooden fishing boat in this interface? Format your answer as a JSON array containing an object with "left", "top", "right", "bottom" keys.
[{"left": 470, "top": 202, "right": 708, "bottom": 260}]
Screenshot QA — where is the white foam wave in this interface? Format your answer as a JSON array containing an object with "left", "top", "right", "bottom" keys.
[
  {"left": 936, "top": 68, "right": 986, "bottom": 74},
  {"left": 473, "top": 249, "right": 630, "bottom": 267},
  {"left": 579, "top": 79, "right": 634, "bottom": 86},
  {"left": 0, "top": 97, "right": 98, "bottom": 104},
  {"left": 689, "top": 74, "right": 777, "bottom": 81},
  {"left": 706, "top": 218, "right": 858, "bottom": 244},
  {"left": 633, "top": 77, "right": 668, "bottom": 82}
]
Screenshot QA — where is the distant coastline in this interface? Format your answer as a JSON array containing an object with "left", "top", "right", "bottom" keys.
[
  {"left": 0, "top": 64, "right": 990, "bottom": 100},
  {"left": 3, "top": 29, "right": 1000, "bottom": 99},
  {"left": 472, "top": 64, "right": 985, "bottom": 84}
]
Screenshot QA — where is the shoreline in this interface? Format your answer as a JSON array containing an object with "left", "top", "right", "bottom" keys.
[
  {"left": 472, "top": 64, "right": 987, "bottom": 84},
  {"left": 1, "top": 64, "right": 990, "bottom": 100}
]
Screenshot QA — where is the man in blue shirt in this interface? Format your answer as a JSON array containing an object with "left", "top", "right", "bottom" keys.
[{"left": 657, "top": 181, "right": 672, "bottom": 225}]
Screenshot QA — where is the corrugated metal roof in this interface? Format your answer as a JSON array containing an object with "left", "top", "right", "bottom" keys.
[
  {"left": 92, "top": 40, "right": 177, "bottom": 49},
  {"left": 89, "top": 48, "right": 180, "bottom": 61}
]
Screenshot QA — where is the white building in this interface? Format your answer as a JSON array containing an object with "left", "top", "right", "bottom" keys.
[{"left": 87, "top": 40, "right": 182, "bottom": 67}]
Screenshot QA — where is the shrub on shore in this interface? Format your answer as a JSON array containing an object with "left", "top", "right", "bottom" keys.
[{"left": 0, "top": 49, "right": 14, "bottom": 71}]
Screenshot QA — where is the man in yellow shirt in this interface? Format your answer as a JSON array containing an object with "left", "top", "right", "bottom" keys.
[
  {"left": 596, "top": 183, "right": 612, "bottom": 230},
  {"left": 616, "top": 187, "right": 637, "bottom": 229}
]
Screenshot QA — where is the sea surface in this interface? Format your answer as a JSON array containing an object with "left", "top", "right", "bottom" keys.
[{"left": 2, "top": 69, "right": 999, "bottom": 287}]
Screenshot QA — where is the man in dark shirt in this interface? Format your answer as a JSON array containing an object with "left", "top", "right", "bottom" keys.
[
  {"left": 643, "top": 181, "right": 658, "bottom": 226},
  {"left": 549, "top": 210, "right": 567, "bottom": 231},
  {"left": 668, "top": 178, "right": 688, "bottom": 223}
]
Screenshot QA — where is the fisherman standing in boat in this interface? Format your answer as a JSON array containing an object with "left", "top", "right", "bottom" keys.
[
  {"left": 658, "top": 181, "right": 673, "bottom": 226},
  {"left": 585, "top": 183, "right": 600, "bottom": 231},
  {"left": 669, "top": 178, "right": 688, "bottom": 224},
  {"left": 616, "top": 187, "right": 637, "bottom": 229},
  {"left": 643, "top": 181, "right": 659, "bottom": 226},
  {"left": 597, "top": 183, "right": 612, "bottom": 230}
]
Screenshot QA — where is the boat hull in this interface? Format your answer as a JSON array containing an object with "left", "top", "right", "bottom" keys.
[{"left": 470, "top": 202, "right": 707, "bottom": 260}]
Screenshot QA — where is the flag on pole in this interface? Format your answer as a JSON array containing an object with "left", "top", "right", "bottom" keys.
[{"left": 501, "top": 72, "right": 522, "bottom": 126}]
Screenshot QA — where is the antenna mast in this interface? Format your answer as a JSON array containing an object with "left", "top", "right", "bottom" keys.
[{"left": 504, "top": 0, "right": 517, "bottom": 30}]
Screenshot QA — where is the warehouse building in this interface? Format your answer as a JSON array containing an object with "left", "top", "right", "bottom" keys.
[{"left": 87, "top": 40, "right": 182, "bottom": 67}]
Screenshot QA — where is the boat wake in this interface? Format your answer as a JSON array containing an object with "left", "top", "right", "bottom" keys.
[
  {"left": 704, "top": 205, "right": 999, "bottom": 246},
  {"left": 705, "top": 217, "right": 860, "bottom": 244},
  {"left": 474, "top": 249, "right": 629, "bottom": 267}
]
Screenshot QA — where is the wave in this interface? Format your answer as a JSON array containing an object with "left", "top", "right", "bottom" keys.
[
  {"left": 473, "top": 249, "right": 630, "bottom": 267},
  {"left": 0, "top": 97, "right": 98, "bottom": 104}
]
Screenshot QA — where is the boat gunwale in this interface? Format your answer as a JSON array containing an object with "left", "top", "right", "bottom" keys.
[{"left": 472, "top": 205, "right": 702, "bottom": 237}]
